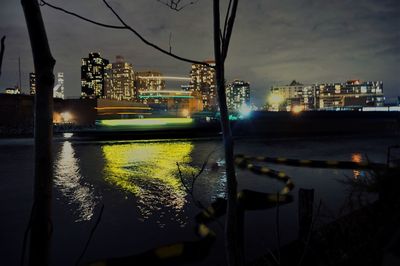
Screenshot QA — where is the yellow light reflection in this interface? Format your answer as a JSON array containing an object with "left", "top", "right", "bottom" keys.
[
  {"left": 102, "top": 141, "right": 195, "bottom": 225},
  {"left": 54, "top": 141, "right": 97, "bottom": 221}
]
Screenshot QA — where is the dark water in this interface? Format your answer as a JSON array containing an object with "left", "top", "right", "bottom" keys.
[{"left": 0, "top": 135, "right": 398, "bottom": 265}]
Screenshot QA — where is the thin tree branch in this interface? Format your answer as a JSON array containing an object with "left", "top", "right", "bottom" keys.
[
  {"left": 213, "top": 1, "right": 243, "bottom": 265},
  {"left": 177, "top": 149, "right": 216, "bottom": 197},
  {"left": 40, "top": 0, "right": 211, "bottom": 67},
  {"left": 101, "top": 0, "right": 210, "bottom": 66},
  {"left": 169, "top": 32, "right": 172, "bottom": 53},
  {"left": 0, "top": 35, "right": 5, "bottom": 78},
  {"left": 20, "top": 201, "right": 36, "bottom": 266},
  {"left": 40, "top": 0, "right": 126, "bottom": 29},
  {"left": 157, "top": 0, "right": 200, "bottom": 11},
  {"left": 222, "top": 0, "right": 233, "bottom": 42},
  {"left": 221, "top": 0, "right": 239, "bottom": 61},
  {"left": 75, "top": 204, "right": 105, "bottom": 266},
  {"left": 275, "top": 191, "right": 281, "bottom": 265},
  {"left": 219, "top": 29, "right": 223, "bottom": 48},
  {"left": 176, "top": 158, "right": 224, "bottom": 229},
  {"left": 177, "top": 162, "right": 192, "bottom": 194}
]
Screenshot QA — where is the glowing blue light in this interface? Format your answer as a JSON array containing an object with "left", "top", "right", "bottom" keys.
[{"left": 239, "top": 104, "right": 251, "bottom": 118}]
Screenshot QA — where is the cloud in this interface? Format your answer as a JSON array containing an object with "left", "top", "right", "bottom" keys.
[{"left": 0, "top": 0, "right": 399, "bottom": 105}]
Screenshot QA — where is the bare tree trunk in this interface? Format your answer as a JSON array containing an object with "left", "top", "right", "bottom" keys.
[
  {"left": 0, "top": 36, "right": 5, "bottom": 78},
  {"left": 213, "top": 1, "right": 243, "bottom": 265},
  {"left": 21, "top": 0, "right": 56, "bottom": 265}
]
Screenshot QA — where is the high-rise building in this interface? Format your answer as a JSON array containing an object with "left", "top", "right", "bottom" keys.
[
  {"left": 226, "top": 80, "right": 250, "bottom": 111},
  {"left": 104, "top": 56, "right": 135, "bottom": 101},
  {"left": 135, "top": 71, "right": 165, "bottom": 97},
  {"left": 29, "top": 73, "right": 36, "bottom": 95},
  {"left": 81, "top": 52, "right": 109, "bottom": 99},
  {"left": 53, "top": 72, "right": 65, "bottom": 99},
  {"left": 189, "top": 60, "right": 217, "bottom": 110}
]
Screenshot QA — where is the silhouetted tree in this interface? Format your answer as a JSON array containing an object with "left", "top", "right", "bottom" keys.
[
  {"left": 212, "top": 1, "right": 243, "bottom": 265},
  {"left": 21, "top": 0, "right": 55, "bottom": 265}
]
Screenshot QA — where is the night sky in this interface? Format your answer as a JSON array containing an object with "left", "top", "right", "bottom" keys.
[{"left": 0, "top": 0, "right": 399, "bottom": 106}]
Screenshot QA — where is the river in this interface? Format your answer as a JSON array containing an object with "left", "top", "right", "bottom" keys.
[{"left": 0, "top": 135, "right": 398, "bottom": 265}]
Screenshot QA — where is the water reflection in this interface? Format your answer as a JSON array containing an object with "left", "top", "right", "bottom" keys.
[
  {"left": 102, "top": 141, "right": 196, "bottom": 226},
  {"left": 351, "top": 153, "right": 365, "bottom": 179},
  {"left": 54, "top": 141, "right": 97, "bottom": 221}
]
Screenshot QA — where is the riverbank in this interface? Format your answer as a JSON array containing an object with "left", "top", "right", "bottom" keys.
[
  {"left": 250, "top": 166, "right": 400, "bottom": 266},
  {"left": 2, "top": 111, "right": 399, "bottom": 140}
]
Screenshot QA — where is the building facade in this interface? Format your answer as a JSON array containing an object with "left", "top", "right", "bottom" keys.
[
  {"left": 135, "top": 71, "right": 165, "bottom": 99},
  {"left": 29, "top": 73, "right": 36, "bottom": 95},
  {"left": 81, "top": 52, "right": 109, "bottom": 99},
  {"left": 269, "top": 80, "right": 316, "bottom": 111},
  {"left": 318, "top": 80, "right": 384, "bottom": 109},
  {"left": 104, "top": 56, "right": 135, "bottom": 101},
  {"left": 53, "top": 72, "right": 65, "bottom": 99},
  {"left": 269, "top": 80, "right": 384, "bottom": 111},
  {"left": 189, "top": 60, "right": 217, "bottom": 110},
  {"left": 226, "top": 80, "right": 250, "bottom": 111}
]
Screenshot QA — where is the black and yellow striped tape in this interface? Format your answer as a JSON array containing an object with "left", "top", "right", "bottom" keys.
[{"left": 235, "top": 154, "right": 386, "bottom": 170}]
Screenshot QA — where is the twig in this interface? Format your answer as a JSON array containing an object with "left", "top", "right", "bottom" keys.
[
  {"left": 102, "top": 0, "right": 209, "bottom": 66},
  {"left": 222, "top": 0, "right": 233, "bottom": 44},
  {"left": 176, "top": 149, "right": 224, "bottom": 229},
  {"left": 20, "top": 201, "right": 36, "bottom": 266},
  {"left": 0, "top": 35, "right": 5, "bottom": 78},
  {"left": 221, "top": 0, "right": 238, "bottom": 61},
  {"left": 275, "top": 191, "right": 281, "bottom": 265},
  {"left": 177, "top": 162, "right": 192, "bottom": 194},
  {"left": 40, "top": 0, "right": 125, "bottom": 29},
  {"left": 194, "top": 149, "right": 216, "bottom": 178},
  {"left": 266, "top": 248, "right": 280, "bottom": 265},
  {"left": 169, "top": 32, "right": 172, "bottom": 53},
  {"left": 40, "top": 0, "right": 211, "bottom": 67},
  {"left": 75, "top": 204, "right": 105, "bottom": 266},
  {"left": 157, "top": 0, "right": 200, "bottom": 12}
]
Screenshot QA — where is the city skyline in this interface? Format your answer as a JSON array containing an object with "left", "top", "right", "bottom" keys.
[
  {"left": 0, "top": 0, "right": 399, "bottom": 106},
  {"left": 1, "top": 2, "right": 400, "bottom": 265}
]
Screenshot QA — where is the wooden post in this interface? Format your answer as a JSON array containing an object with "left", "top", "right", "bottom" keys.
[
  {"left": 298, "top": 188, "right": 314, "bottom": 241},
  {"left": 21, "top": 0, "right": 56, "bottom": 265}
]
